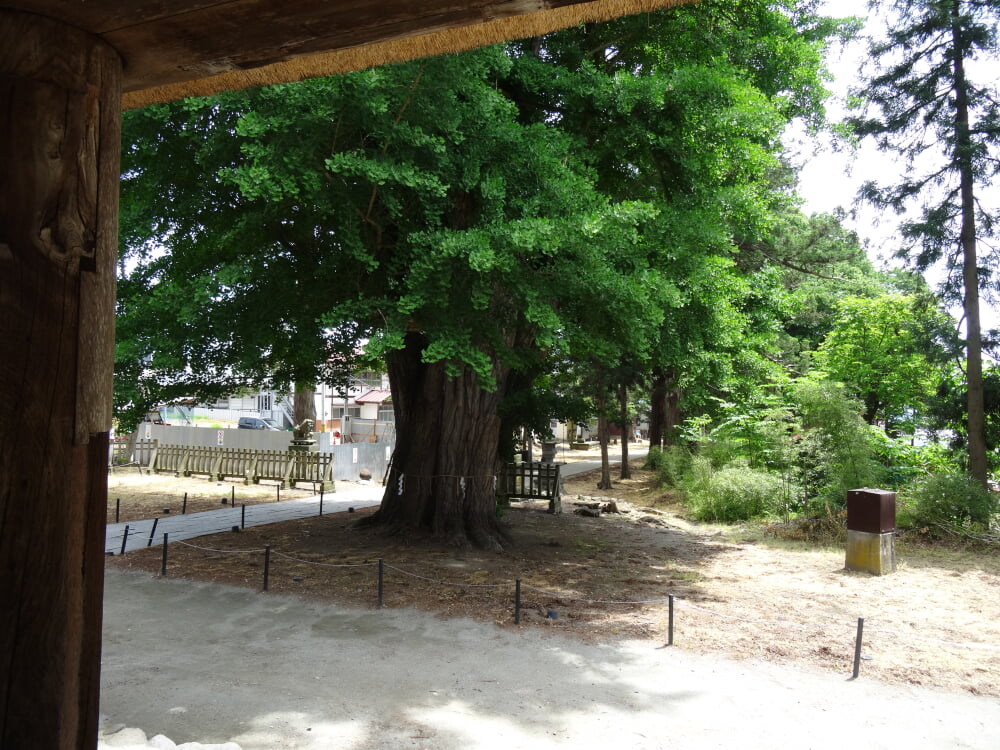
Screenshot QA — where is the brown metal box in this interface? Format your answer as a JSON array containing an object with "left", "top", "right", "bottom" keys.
[{"left": 847, "top": 489, "right": 896, "bottom": 533}]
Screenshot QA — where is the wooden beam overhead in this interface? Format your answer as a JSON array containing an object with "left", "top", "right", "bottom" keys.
[{"left": 3, "top": 1, "right": 690, "bottom": 107}]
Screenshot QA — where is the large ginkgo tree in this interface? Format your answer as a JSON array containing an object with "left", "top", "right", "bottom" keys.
[{"left": 117, "top": 1, "right": 841, "bottom": 548}]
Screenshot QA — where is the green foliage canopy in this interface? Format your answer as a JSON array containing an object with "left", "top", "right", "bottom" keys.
[
  {"left": 116, "top": 3, "right": 846, "bottom": 433},
  {"left": 814, "top": 293, "right": 957, "bottom": 429}
]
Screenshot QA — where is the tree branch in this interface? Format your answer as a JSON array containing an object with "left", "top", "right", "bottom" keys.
[{"left": 756, "top": 247, "right": 854, "bottom": 283}]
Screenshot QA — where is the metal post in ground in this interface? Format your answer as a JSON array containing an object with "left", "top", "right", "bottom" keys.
[
  {"left": 668, "top": 594, "right": 674, "bottom": 646},
  {"left": 263, "top": 545, "right": 271, "bottom": 591},
  {"left": 161, "top": 533, "right": 168, "bottom": 575},
  {"left": 515, "top": 579, "right": 521, "bottom": 625},
  {"left": 377, "top": 559, "right": 384, "bottom": 608},
  {"left": 146, "top": 517, "right": 159, "bottom": 547},
  {"left": 852, "top": 617, "right": 865, "bottom": 679},
  {"left": 115, "top": 497, "right": 120, "bottom": 523},
  {"left": 182, "top": 492, "right": 187, "bottom": 514},
  {"left": 119, "top": 525, "right": 130, "bottom": 556}
]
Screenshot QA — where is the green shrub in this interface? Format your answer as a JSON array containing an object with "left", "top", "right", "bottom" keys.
[
  {"left": 646, "top": 444, "right": 693, "bottom": 488},
  {"left": 664, "top": 445, "right": 695, "bottom": 487},
  {"left": 789, "top": 378, "right": 883, "bottom": 511},
  {"left": 644, "top": 445, "right": 667, "bottom": 471},
  {"left": 699, "top": 436, "right": 743, "bottom": 470},
  {"left": 686, "top": 462, "right": 799, "bottom": 523},
  {"left": 907, "top": 472, "right": 997, "bottom": 530}
]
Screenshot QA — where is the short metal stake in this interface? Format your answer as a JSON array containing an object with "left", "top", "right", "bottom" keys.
[
  {"left": 161, "top": 533, "right": 168, "bottom": 575},
  {"left": 668, "top": 594, "right": 674, "bottom": 646},
  {"left": 515, "top": 579, "right": 522, "bottom": 625},
  {"left": 377, "top": 559, "right": 384, "bottom": 609},
  {"left": 852, "top": 617, "right": 865, "bottom": 679}
]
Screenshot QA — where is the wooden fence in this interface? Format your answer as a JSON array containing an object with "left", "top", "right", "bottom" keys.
[
  {"left": 109, "top": 439, "right": 157, "bottom": 467},
  {"left": 145, "top": 442, "right": 334, "bottom": 490}
]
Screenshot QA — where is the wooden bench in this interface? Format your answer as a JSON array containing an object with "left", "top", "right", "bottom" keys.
[{"left": 500, "top": 462, "right": 562, "bottom": 513}]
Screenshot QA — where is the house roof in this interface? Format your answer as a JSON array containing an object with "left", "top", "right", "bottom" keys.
[
  {"left": 355, "top": 389, "right": 393, "bottom": 405},
  {"left": 6, "top": 1, "right": 691, "bottom": 108}
]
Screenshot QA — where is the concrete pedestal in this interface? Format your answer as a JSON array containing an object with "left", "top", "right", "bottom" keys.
[
  {"left": 541, "top": 441, "right": 557, "bottom": 463},
  {"left": 845, "top": 530, "right": 896, "bottom": 575}
]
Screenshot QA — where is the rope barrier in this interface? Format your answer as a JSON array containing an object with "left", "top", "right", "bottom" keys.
[
  {"left": 671, "top": 597, "right": 851, "bottom": 629},
  {"left": 107, "top": 499, "right": 1000, "bottom": 658},
  {"left": 174, "top": 540, "right": 266, "bottom": 554},
  {"left": 519, "top": 582, "right": 673, "bottom": 605},
  {"left": 271, "top": 550, "right": 378, "bottom": 569},
  {"left": 383, "top": 563, "right": 512, "bottom": 589},
  {"left": 865, "top": 622, "right": 1000, "bottom": 652},
  {"left": 398, "top": 473, "right": 498, "bottom": 480},
  {"left": 132, "top": 539, "right": 1000, "bottom": 660}
]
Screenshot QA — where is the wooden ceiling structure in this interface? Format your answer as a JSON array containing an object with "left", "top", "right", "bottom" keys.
[{"left": 0, "top": 2, "right": 688, "bottom": 747}]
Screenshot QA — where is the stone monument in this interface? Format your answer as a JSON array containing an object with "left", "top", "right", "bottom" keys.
[{"left": 290, "top": 419, "right": 317, "bottom": 453}]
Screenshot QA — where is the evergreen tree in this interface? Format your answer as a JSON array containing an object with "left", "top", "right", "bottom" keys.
[{"left": 850, "top": 0, "right": 1000, "bottom": 485}]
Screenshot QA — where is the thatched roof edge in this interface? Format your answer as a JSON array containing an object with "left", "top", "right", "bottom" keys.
[{"left": 122, "top": 0, "right": 690, "bottom": 109}]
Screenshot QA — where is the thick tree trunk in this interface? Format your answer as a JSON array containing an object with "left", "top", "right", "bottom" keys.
[
  {"left": 665, "top": 394, "right": 682, "bottom": 444},
  {"left": 596, "top": 391, "right": 612, "bottom": 490},
  {"left": 951, "top": 6, "right": 988, "bottom": 488},
  {"left": 663, "top": 369, "right": 683, "bottom": 447},
  {"left": 293, "top": 386, "right": 316, "bottom": 427},
  {"left": 363, "top": 332, "right": 510, "bottom": 550},
  {"left": 647, "top": 368, "right": 667, "bottom": 450},
  {"left": 618, "top": 382, "right": 631, "bottom": 480},
  {"left": 0, "top": 12, "right": 122, "bottom": 749},
  {"left": 649, "top": 366, "right": 683, "bottom": 448},
  {"left": 862, "top": 392, "right": 880, "bottom": 426}
]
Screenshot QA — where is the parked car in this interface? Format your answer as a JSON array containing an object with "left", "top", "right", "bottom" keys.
[{"left": 238, "top": 416, "right": 283, "bottom": 430}]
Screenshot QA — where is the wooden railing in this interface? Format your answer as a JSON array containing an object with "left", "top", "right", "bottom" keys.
[{"left": 108, "top": 439, "right": 158, "bottom": 467}]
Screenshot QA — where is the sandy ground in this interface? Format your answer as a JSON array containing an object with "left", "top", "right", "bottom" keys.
[
  {"left": 100, "top": 569, "right": 1000, "bottom": 750},
  {"left": 100, "top": 456, "right": 1000, "bottom": 747},
  {"left": 107, "top": 463, "right": 1000, "bottom": 699}
]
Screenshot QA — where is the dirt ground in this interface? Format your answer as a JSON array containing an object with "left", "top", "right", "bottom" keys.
[{"left": 106, "top": 463, "right": 1000, "bottom": 699}]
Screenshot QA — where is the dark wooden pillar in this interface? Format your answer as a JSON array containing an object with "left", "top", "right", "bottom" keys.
[{"left": 0, "top": 11, "right": 122, "bottom": 750}]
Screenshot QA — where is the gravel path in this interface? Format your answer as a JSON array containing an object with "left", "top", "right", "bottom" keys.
[{"left": 104, "top": 482, "right": 383, "bottom": 553}]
